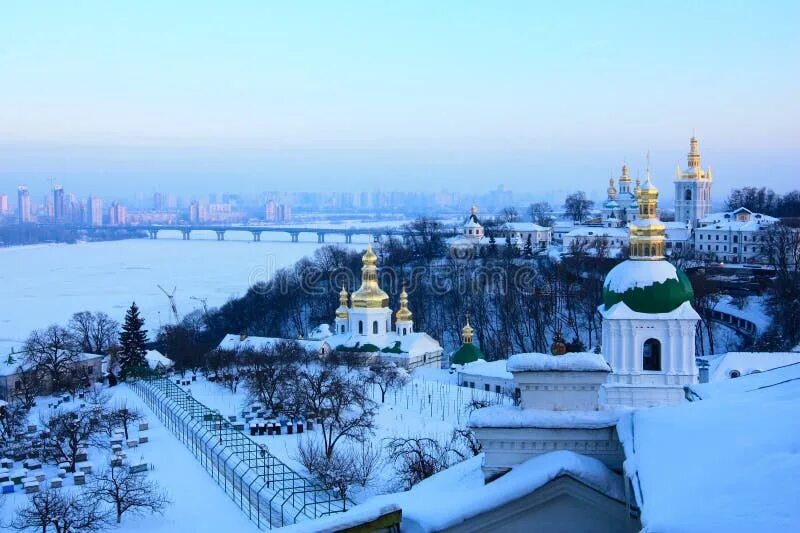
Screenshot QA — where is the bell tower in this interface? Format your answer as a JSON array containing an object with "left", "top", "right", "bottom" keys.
[{"left": 674, "top": 136, "right": 713, "bottom": 226}]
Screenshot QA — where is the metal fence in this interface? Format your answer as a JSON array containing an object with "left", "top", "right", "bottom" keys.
[{"left": 128, "top": 376, "right": 347, "bottom": 529}]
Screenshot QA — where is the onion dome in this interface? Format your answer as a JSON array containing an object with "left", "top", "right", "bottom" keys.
[
  {"left": 607, "top": 177, "right": 617, "bottom": 200},
  {"left": 452, "top": 316, "right": 483, "bottom": 365},
  {"left": 335, "top": 285, "right": 349, "bottom": 319},
  {"left": 350, "top": 244, "right": 389, "bottom": 308},
  {"left": 395, "top": 285, "right": 413, "bottom": 322},
  {"left": 550, "top": 330, "right": 567, "bottom": 355}
]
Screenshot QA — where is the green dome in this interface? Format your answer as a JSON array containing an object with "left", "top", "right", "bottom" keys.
[
  {"left": 451, "top": 343, "right": 484, "bottom": 365},
  {"left": 603, "top": 260, "right": 694, "bottom": 314}
]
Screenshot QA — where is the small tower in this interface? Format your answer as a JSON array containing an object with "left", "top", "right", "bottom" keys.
[
  {"left": 674, "top": 136, "right": 713, "bottom": 226},
  {"left": 463, "top": 204, "right": 484, "bottom": 241},
  {"left": 334, "top": 285, "right": 349, "bottom": 335},
  {"left": 601, "top": 171, "right": 700, "bottom": 408},
  {"left": 395, "top": 285, "right": 413, "bottom": 336},
  {"left": 451, "top": 316, "right": 483, "bottom": 365}
]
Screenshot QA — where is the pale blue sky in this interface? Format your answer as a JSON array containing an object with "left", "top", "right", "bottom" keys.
[{"left": 0, "top": 1, "right": 798, "bottom": 198}]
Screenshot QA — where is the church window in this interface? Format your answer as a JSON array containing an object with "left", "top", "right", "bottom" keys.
[
  {"left": 484, "top": 384, "right": 490, "bottom": 392},
  {"left": 358, "top": 321, "right": 363, "bottom": 334},
  {"left": 684, "top": 189, "right": 692, "bottom": 201},
  {"left": 402, "top": 327, "right": 407, "bottom": 335},
  {"left": 341, "top": 324, "right": 346, "bottom": 333},
  {"left": 373, "top": 321, "right": 378, "bottom": 334},
  {"left": 729, "top": 370, "right": 741, "bottom": 378},
  {"left": 643, "top": 338, "right": 661, "bottom": 371}
]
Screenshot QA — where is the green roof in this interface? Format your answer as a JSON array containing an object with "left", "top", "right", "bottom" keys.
[
  {"left": 451, "top": 343, "right": 484, "bottom": 365},
  {"left": 603, "top": 266, "right": 694, "bottom": 314}
]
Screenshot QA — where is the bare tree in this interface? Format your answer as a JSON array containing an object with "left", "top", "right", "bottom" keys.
[
  {"left": 242, "top": 343, "right": 301, "bottom": 415},
  {"left": 0, "top": 400, "right": 29, "bottom": 448},
  {"left": 109, "top": 402, "right": 144, "bottom": 441},
  {"left": 10, "top": 489, "right": 109, "bottom": 533},
  {"left": 87, "top": 464, "right": 170, "bottom": 524},
  {"left": 564, "top": 191, "right": 594, "bottom": 223},
  {"left": 289, "top": 363, "right": 376, "bottom": 459},
  {"left": 68, "top": 311, "right": 119, "bottom": 355},
  {"left": 42, "top": 408, "right": 103, "bottom": 472},
  {"left": 366, "top": 361, "right": 409, "bottom": 403},
  {"left": 760, "top": 224, "right": 800, "bottom": 349},
  {"left": 24, "top": 325, "right": 80, "bottom": 392},
  {"left": 386, "top": 436, "right": 452, "bottom": 489},
  {"left": 15, "top": 366, "right": 43, "bottom": 409},
  {"left": 528, "top": 202, "right": 553, "bottom": 227}
]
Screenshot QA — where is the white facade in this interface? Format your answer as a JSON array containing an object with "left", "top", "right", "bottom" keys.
[
  {"left": 674, "top": 136, "right": 713, "bottom": 226},
  {"left": 600, "top": 301, "right": 700, "bottom": 408},
  {"left": 563, "top": 227, "right": 628, "bottom": 256},
  {"left": 694, "top": 207, "right": 778, "bottom": 264},
  {"left": 501, "top": 222, "right": 551, "bottom": 249}
]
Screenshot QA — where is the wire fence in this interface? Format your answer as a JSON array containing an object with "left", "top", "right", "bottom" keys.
[{"left": 128, "top": 376, "right": 348, "bottom": 530}]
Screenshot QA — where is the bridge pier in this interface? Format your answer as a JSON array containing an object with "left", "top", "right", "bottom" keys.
[
  {"left": 317, "top": 232, "right": 325, "bottom": 243},
  {"left": 251, "top": 231, "right": 262, "bottom": 242},
  {"left": 181, "top": 229, "right": 191, "bottom": 240},
  {"left": 149, "top": 229, "right": 159, "bottom": 240},
  {"left": 344, "top": 233, "right": 353, "bottom": 244},
  {"left": 290, "top": 232, "right": 300, "bottom": 243},
  {"left": 216, "top": 230, "right": 225, "bottom": 241}
]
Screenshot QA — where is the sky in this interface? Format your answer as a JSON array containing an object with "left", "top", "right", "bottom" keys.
[{"left": 0, "top": 1, "right": 798, "bottom": 199}]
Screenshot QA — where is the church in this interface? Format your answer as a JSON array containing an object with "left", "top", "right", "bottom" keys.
[{"left": 322, "top": 244, "right": 443, "bottom": 369}]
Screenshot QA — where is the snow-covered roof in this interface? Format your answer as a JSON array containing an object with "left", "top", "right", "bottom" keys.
[
  {"left": 281, "top": 451, "right": 625, "bottom": 533},
  {"left": 308, "top": 324, "right": 332, "bottom": 340},
  {"left": 0, "top": 351, "right": 103, "bottom": 376},
  {"left": 459, "top": 359, "right": 513, "bottom": 380},
  {"left": 600, "top": 300, "right": 701, "bottom": 321},
  {"left": 603, "top": 259, "right": 679, "bottom": 293},
  {"left": 565, "top": 226, "right": 628, "bottom": 238},
  {"left": 619, "top": 364, "right": 800, "bottom": 532},
  {"left": 504, "top": 222, "right": 550, "bottom": 232},
  {"left": 144, "top": 349, "right": 174, "bottom": 370},
  {"left": 507, "top": 352, "right": 610, "bottom": 373},
  {"left": 470, "top": 405, "right": 620, "bottom": 429},
  {"left": 216, "top": 334, "right": 329, "bottom": 354},
  {"left": 325, "top": 331, "right": 441, "bottom": 359},
  {"left": 698, "top": 208, "right": 779, "bottom": 231},
  {"left": 700, "top": 352, "right": 800, "bottom": 382}
]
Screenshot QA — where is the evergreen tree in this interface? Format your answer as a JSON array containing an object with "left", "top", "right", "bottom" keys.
[
  {"left": 118, "top": 302, "right": 148, "bottom": 379},
  {"left": 523, "top": 234, "right": 533, "bottom": 258},
  {"left": 487, "top": 234, "right": 497, "bottom": 257}
]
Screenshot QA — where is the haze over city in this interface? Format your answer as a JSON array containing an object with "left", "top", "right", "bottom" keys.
[{"left": 1, "top": 1, "right": 798, "bottom": 197}]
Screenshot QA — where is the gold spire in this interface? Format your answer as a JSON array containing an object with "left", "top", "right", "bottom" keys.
[
  {"left": 395, "top": 285, "right": 413, "bottom": 322},
  {"left": 629, "top": 169, "right": 665, "bottom": 260},
  {"left": 461, "top": 315, "right": 474, "bottom": 344},
  {"left": 335, "top": 285, "right": 349, "bottom": 318},
  {"left": 350, "top": 244, "right": 389, "bottom": 308},
  {"left": 688, "top": 136, "right": 700, "bottom": 169},
  {"left": 619, "top": 164, "right": 631, "bottom": 183},
  {"left": 607, "top": 177, "right": 617, "bottom": 200}
]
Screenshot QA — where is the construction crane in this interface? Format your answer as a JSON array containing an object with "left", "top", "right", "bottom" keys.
[
  {"left": 190, "top": 296, "right": 209, "bottom": 315},
  {"left": 157, "top": 285, "right": 180, "bottom": 324}
]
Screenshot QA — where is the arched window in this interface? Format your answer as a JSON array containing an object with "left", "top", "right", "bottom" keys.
[
  {"left": 729, "top": 370, "right": 741, "bottom": 378},
  {"left": 643, "top": 339, "right": 661, "bottom": 371},
  {"left": 684, "top": 189, "right": 692, "bottom": 201},
  {"left": 340, "top": 324, "right": 346, "bottom": 333},
  {"left": 373, "top": 321, "right": 378, "bottom": 334},
  {"left": 402, "top": 327, "right": 407, "bottom": 335},
  {"left": 358, "top": 321, "right": 363, "bottom": 334}
]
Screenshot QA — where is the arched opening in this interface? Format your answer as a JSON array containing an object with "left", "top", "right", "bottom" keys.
[
  {"left": 729, "top": 370, "right": 741, "bottom": 378},
  {"left": 402, "top": 327, "right": 407, "bottom": 335},
  {"left": 684, "top": 189, "right": 692, "bottom": 201},
  {"left": 373, "top": 321, "right": 378, "bottom": 334},
  {"left": 358, "top": 321, "right": 363, "bottom": 334},
  {"left": 340, "top": 324, "right": 346, "bottom": 333},
  {"left": 643, "top": 338, "right": 661, "bottom": 371}
]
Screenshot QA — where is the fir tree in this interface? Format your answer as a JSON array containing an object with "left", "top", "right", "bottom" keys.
[
  {"left": 118, "top": 302, "right": 148, "bottom": 379},
  {"left": 523, "top": 234, "right": 533, "bottom": 259}
]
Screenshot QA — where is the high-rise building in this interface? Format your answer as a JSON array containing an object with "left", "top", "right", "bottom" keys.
[
  {"left": 265, "top": 199, "right": 277, "bottom": 221},
  {"left": 53, "top": 185, "right": 65, "bottom": 223},
  {"left": 109, "top": 202, "right": 127, "bottom": 225},
  {"left": 188, "top": 201, "right": 206, "bottom": 223},
  {"left": 277, "top": 203, "right": 292, "bottom": 222},
  {"left": 153, "top": 192, "right": 163, "bottom": 211},
  {"left": 0, "top": 194, "right": 9, "bottom": 215},
  {"left": 674, "top": 136, "right": 713, "bottom": 226},
  {"left": 87, "top": 195, "right": 103, "bottom": 226},
  {"left": 17, "top": 186, "right": 31, "bottom": 223}
]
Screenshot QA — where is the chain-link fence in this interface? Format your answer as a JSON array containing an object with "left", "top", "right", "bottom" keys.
[{"left": 128, "top": 376, "right": 347, "bottom": 529}]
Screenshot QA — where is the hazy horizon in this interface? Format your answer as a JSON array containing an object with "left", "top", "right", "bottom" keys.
[{"left": 1, "top": 1, "right": 798, "bottom": 198}]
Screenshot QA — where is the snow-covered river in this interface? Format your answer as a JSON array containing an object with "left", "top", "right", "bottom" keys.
[{"left": 0, "top": 231, "right": 372, "bottom": 354}]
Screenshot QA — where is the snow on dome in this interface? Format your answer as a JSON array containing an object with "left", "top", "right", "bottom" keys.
[
  {"left": 604, "top": 260, "right": 678, "bottom": 293},
  {"left": 469, "top": 405, "right": 621, "bottom": 429},
  {"left": 507, "top": 352, "right": 610, "bottom": 373}
]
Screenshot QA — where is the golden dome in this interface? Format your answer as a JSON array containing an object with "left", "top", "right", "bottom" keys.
[
  {"left": 335, "top": 285, "right": 349, "bottom": 319},
  {"left": 630, "top": 172, "right": 666, "bottom": 260},
  {"left": 461, "top": 317, "right": 474, "bottom": 344},
  {"left": 350, "top": 244, "right": 389, "bottom": 308},
  {"left": 619, "top": 164, "right": 631, "bottom": 183},
  {"left": 395, "top": 285, "right": 413, "bottom": 322}
]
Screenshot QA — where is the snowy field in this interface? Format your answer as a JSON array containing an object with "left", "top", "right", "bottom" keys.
[
  {"left": 0, "top": 233, "right": 373, "bottom": 354},
  {"left": 0, "top": 384, "right": 260, "bottom": 533}
]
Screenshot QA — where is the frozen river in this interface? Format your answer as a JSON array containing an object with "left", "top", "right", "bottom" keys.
[{"left": 0, "top": 231, "right": 372, "bottom": 354}]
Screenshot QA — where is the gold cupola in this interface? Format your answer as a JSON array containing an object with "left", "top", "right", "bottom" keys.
[
  {"left": 335, "top": 285, "right": 349, "bottom": 319},
  {"left": 679, "top": 136, "right": 707, "bottom": 180},
  {"left": 350, "top": 244, "right": 390, "bottom": 308},
  {"left": 607, "top": 177, "right": 617, "bottom": 200},
  {"left": 461, "top": 317, "right": 474, "bottom": 344},
  {"left": 629, "top": 171, "right": 666, "bottom": 260},
  {"left": 395, "top": 285, "right": 413, "bottom": 322}
]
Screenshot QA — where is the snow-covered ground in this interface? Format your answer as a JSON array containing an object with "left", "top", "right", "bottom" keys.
[
  {"left": 0, "top": 234, "right": 372, "bottom": 354},
  {"left": 0, "top": 385, "right": 260, "bottom": 533}
]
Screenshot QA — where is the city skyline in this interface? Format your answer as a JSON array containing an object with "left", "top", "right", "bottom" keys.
[{"left": 1, "top": 1, "right": 798, "bottom": 195}]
